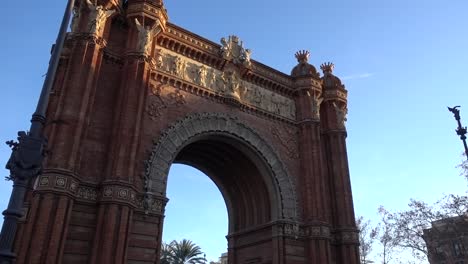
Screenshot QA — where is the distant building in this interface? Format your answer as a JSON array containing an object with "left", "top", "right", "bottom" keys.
[
  {"left": 210, "top": 253, "right": 228, "bottom": 264},
  {"left": 423, "top": 216, "right": 468, "bottom": 264}
]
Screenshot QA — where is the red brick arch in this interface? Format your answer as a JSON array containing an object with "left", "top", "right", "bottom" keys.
[{"left": 144, "top": 113, "right": 299, "bottom": 226}]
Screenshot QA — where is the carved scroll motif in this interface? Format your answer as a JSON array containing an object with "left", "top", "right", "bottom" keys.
[{"left": 154, "top": 49, "right": 296, "bottom": 120}]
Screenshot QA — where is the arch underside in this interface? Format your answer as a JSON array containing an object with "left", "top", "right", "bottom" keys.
[{"left": 145, "top": 112, "right": 298, "bottom": 233}]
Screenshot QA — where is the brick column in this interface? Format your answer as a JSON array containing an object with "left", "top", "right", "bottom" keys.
[
  {"left": 294, "top": 76, "right": 333, "bottom": 263},
  {"left": 90, "top": 3, "right": 168, "bottom": 262},
  {"left": 320, "top": 63, "right": 359, "bottom": 264}
]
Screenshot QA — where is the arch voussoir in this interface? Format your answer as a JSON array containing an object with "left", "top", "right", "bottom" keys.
[{"left": 144, "top": 113, "right": 299, "bottom": 221}]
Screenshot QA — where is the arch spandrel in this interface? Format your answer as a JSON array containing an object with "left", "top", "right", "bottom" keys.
[{"left": 144, "top": 112, "right": 298, "bottom": 221}]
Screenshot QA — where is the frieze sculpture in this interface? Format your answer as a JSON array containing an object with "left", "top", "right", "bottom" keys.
[
  {"left": 85, "top": 0, "right": 115, "bottom": 35},
  {"left": 135, "top": 19, "right": 162, "bottom": 54},
  {"left": 220, "top": 35, "right": 252, "bottom": 67},
  {"left": 194, "top": 65, "right": 207, "bottom": 87},
  {"left": 154, "top": 49, "right": 296, "bottom": 119},
  {"left": 332, "top": 102, "right": 348, "bottom": 128}
]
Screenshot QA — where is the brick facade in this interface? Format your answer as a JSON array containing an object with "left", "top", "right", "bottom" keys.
[{"left": 13, "top": 0, "right": 360, "bottom": 263}]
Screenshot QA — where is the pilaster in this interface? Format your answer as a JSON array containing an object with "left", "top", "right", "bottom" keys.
[
  {"left": 90, "top": 3, "right": 167, "bottom": 262},
  {"left": 292, "top": 51, "right": 332, "bottom": 263},
  {"left": 319, "top": 63, "right": 359, "bottom": 264}
]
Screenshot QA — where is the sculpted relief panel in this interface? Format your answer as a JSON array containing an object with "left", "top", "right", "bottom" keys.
[{"left": 153, "top": 48, "right": 296, "bottom": 120}]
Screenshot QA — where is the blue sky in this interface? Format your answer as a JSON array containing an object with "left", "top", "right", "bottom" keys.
[{"left": 1, "top": 0, "right": 468, "bottom": 262}]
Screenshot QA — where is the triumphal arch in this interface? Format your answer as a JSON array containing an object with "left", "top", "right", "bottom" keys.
[{"left": 13, "top": 0, "right": 360, "bottom": 263}]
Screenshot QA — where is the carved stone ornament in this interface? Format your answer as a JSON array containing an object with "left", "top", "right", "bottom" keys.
[
  {"left": 271, "top": 125, "right": 299, "bottom": 159},
  {"left": 307, "top": 91, "right": 323, "bottom": 120},
  {"left": 220, "top": 35, "right": 252, "bottom": 67},
  {"left": 70, "top": 7, "right": 80, "bottom": 33},
  {"left": 135, "top": 18, "right": 162, "bottom": 54},
  {"left": 146, "top": 84, "right": 186, "bottom": 121},
  {"left": 332, "top": 102, "right": 348, "bottom": 129},
  {"left": 154, "top": 49, "right": 296, "bottom": 119},
  {"left": 85, "top": 0, "right": 115, "bottom": 35}
]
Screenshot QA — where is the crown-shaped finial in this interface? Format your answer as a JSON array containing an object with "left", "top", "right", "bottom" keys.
[
  {"left": 295, "top": 50, "right": 310, "bottom": 63},
  {"left": 320, "top": 62, "right": 335, "bottom": 73}
]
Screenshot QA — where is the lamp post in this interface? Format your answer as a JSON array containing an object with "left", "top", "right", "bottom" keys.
[
  {"left": 448, "top": 106, "right": 468, "bottom": 160},
  {"left": 0, "top": 0, "right": 75, "bottom": 262}
]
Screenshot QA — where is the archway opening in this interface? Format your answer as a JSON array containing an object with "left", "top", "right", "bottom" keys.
[
  {"left": 162, "top": 136, "right": 275, "bottom": 262},
  {"left": 163, "top": 164, "right": 228, "bottom": 262}
]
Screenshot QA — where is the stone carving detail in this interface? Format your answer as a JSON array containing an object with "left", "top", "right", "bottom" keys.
[
  {"left": 70, "top": 7, "right": 80, "bottom": 32},
  {"left": 335, "top": 231, "right": 359, "bottom": 243},
  {"left": 144, "top": 113, "right": 299, "bottom": 220},
  {"left": 194, "top": 65, "right": 207, "bottom": 87},
  {"left": 281, "top": 223, "right": 332, "bottom": 239},
  {"left": 146, "top": 83, "right": 186, "bottom": 121},
  {"left": 85, "top": 0, "right": 115, "bottom": 35},
  {"left": 77, "top": 186, "right": 98, "bottom": 201},
  {"left": 220, "top": 35, "right": 252, "bottom": 67},
  {"left": 142, "top": 194, "right": 163, "bottom": 214},
  {"left": 39, "top": 176, "right": 49, "bottom": 186},
  {"left": 135, "top": 18, "right": 162, "bottom": 54},
  {"left": 332, "top": 102, "right": 348, "bottom": 129},
  {"left": 271, "top": 125, "right": 299, "bottom": 159},
  {"left": 307, "top": 91, "right": 323, "bottom": 119},
  {"left": 154, "top": 49, "right": 296, "bottom": 119},
  {"left": 35, "top": 174, "right": 79, "bottom": 195}
]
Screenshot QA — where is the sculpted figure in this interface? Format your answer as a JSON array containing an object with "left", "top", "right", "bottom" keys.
[
  {"left": 271, "top": 94, "right": 281, "bottom": 115},
  {"left": 207, "top": 69, "right": 217, "bottom": 90},
  {"left": 311, "top": 94, "right": 323, "bottom": 119},
  {"left": 171, "top": 57, "right": 186, "bottom": 79},
  {"left": 70, "top": 7, "right": 80, "bottom": 32},
  {"left": 252, "top": 87, "right": 262, "bottom": 106},
  {"left": 220, "top": 37, "right": 230, "bottom": 59},
  {"left": 241, "top": 48, "right": 252, "bottom": 67},
  {"left": 333, "top": 102, "right": 348, "bottom": 128},
  {"left": 155, "top": 51, "right": 164, "bottom": 68},
  {"left": 224, "top": 71, "right": 241, "bottom": 98},
  {"left": 135, "top": 19, "right": 162, "bottom": 54},
  {"left": 85, "top": 0, "right": 115, "bottom": 35},
  {"left": 194, "top": 65, "right": 207, "bottom": 86}
]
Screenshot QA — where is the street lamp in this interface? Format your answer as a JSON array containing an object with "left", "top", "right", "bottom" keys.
[
  {"left": 448, "top": 106, "right": 468, "bottom": 160},
  {"left": 0, "top": 0, "right": 75, "bottom": 262}
]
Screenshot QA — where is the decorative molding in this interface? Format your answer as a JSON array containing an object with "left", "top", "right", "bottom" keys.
[
  {"left": 279, "top": 223, "right": 332, "bottom": 239},
  {"left": 144, "top": 113, "right": 299, "bottom": 220},
  {"left": 333, "top": 230, "right": 360, "bottom": 244},
  {"left": 34, "top": 174, "right": 166, "bottom": 215}
]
